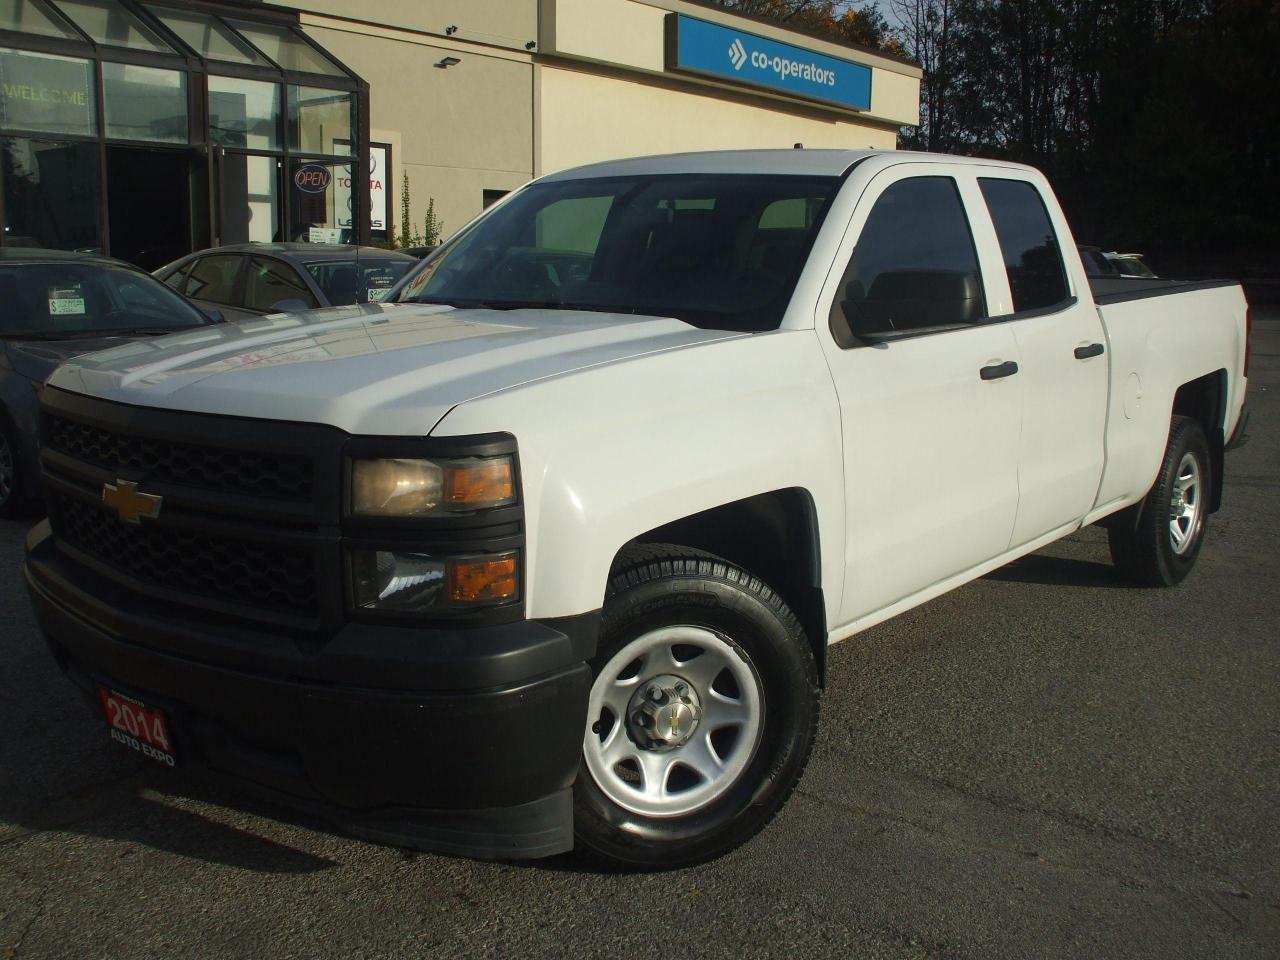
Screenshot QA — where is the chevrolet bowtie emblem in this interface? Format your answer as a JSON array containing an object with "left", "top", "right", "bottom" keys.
[{"left": 101, "top": 479, "right": 163, "bottom": 524}]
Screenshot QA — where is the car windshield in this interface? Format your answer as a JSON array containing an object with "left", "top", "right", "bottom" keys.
[
  {"left": 0, "top": 262, "right": 209, "bottom": 338},
  {"left": 394, "top": 174, "right": 841, "bottom": 331},
  {"left": 305, "top": 257, "right": 414, "bottom": 306}
]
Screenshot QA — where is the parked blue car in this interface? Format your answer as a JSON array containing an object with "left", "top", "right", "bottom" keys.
[{"left": 0, "top": 249, "right": 213, "bottom": 516}]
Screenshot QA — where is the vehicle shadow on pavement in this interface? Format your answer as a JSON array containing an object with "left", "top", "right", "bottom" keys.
[
  {"left": 983, "top": 551, "right": 1130, "bottom": 589},
  {"left": 6, "top": 765, "right": 341, "bottom": 875}
]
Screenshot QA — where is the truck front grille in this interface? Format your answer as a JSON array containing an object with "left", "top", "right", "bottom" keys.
[
  {"left": 46, "top": 415, "right": 313, "bottom": 503},
  {"left": 39, "top": 390, "right": 345, "bottom": 630},
  {"left": 53, "top": 492, "right": 318, "bottom": 617}
]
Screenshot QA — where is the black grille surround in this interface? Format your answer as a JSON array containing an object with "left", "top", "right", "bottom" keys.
[
  {"left": 46, "top": 415, "right": 313, "bottom": 502},
  {"left": 37, "top": 387, "right": 525, "bottom": 636}
]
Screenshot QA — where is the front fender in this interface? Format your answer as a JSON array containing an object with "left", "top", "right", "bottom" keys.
[{"left": 432, "top": 330, "right": 846, "bottom": 623}]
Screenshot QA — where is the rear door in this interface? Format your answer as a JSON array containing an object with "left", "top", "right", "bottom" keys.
[
  {"left": 817, "top": 166, "right": 1024, "bottom": 624},
  {"left": 974, "top": 175, "right": 1108, "bottom": 545}
]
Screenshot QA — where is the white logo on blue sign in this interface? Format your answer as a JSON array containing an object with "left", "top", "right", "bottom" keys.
[{"left": 728, "top": 38, "right": 747, "bottom": 71}]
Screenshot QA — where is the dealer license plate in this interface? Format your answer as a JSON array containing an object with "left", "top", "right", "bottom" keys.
[{"left": 98, "top": 687, "right": 177, "bottom": 767}]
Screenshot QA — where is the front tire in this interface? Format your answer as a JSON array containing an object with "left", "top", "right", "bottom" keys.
[
  {"left": 573, "top": 545, "right": 819, "bottom": 870},
  {"left": 1108, "top": 416, "right": 1212, "bottom": 586}
]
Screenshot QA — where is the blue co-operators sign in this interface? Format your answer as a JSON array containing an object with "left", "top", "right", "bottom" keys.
[{"left": 665, "top": 14, "right": 872, "bottom": 112}]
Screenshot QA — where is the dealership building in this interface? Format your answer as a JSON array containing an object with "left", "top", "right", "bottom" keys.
[{"left": 0, "top": 0, "right": 921, "bottom": 266}]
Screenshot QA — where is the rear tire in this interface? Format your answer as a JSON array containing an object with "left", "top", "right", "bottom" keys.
[
  {"left": 573, "top": 545, "right": 819, "bottom": 870},
  {"left": 1108, "top": 416, "right": 1211, "bottom": 586}
]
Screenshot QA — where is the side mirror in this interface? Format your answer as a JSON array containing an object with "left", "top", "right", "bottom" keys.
[
  {"left": 269, "top": 298, "right": 311, "bottom": 314},
  {"left": 202, "top": 307, "right": 225, "bottom": 323}
]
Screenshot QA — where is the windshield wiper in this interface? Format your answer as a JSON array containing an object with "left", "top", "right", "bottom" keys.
[
  {"left": 102, "top": 326, "right": 204, "bottom": 337},
  {"left": 411, "top": 296, "right": 642, "bottom": 314}
]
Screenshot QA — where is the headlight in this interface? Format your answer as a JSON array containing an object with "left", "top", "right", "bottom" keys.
[
  {"left": 351, "top": 455, "right": 515, "bottom": 517},
  {"left": 351, "top": 549, "right": 518, "bottom": 612}
]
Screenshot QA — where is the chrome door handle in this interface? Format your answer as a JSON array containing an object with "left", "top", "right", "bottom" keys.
[{"left": 980, "top": 360, "right": 1019, "bottom": 381}]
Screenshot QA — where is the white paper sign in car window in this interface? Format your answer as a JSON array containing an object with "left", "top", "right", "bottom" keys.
[
  {"left": 366, "top": 274, "right": 393, "bottom": 302},
  {"left": 48, "top": 285, "right": 87, "bottom": 316}
]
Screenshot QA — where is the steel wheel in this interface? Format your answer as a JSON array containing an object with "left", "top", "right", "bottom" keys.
[
  {"left": 0, "top": 428, "right": 13, "bottom": 507},
  {"left": 583, "top": 625, "right": 765, "bottom": 819},
  {"left": 1168, "top": 451, "right": 1203, "bottom": 555}
]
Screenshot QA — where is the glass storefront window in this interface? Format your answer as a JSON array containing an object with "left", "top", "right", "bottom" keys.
[
  {"left": 0, "top": 48, "right": 95, "bottom": 136},
  {"left": 0, "top": 0, "right": 81, "bottom": 40},
  {"left": 144, "top": 5, "right": 271, "bottom": 66},
  {"left": 2, "top": 137, "right": 100, "bottom": 250},
  {"left": 226, "top": 19, "right": 345, "bottom": 76},
  {"left": 102, "top": 61, "right": 186, "bottom": 142},
  {"left": 53, "top": 0, "right": 174, "bottom": 53},
  {"left": 288, "top": 85, "right": 352, "bottom": 156},
  {"left": 288, "top": 158, "right": 350, "bottom": 243},
  {"left": 209, "top": 75, "right": 279, "bottom": 150},
  {"left": 221, "top": 153, "right": 278, "bottom": 245}
]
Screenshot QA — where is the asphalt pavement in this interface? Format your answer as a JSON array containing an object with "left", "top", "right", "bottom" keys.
[{"left": 1, "top": 309, "right": 1277, "bottom": 959}]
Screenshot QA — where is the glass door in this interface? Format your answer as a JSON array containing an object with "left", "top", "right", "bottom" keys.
[
  {"left": 216, "top": 150, "right": 280, "bottom": 245},
  {"left": 286, "top": 157, "right": 352, "bottom": 243}
]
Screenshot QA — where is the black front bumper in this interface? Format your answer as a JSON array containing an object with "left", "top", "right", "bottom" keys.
[{"left": 25, "top": 522, "right": 595, "bottom": 860}]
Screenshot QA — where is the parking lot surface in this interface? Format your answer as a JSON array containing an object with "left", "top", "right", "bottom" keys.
[{"left": 1, "top": 309, "right": 1277, "bottom": 960}]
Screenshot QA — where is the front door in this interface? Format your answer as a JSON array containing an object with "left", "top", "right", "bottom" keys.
[{"left": 819, "top": 168, "right": 1024, "bottom": 625}]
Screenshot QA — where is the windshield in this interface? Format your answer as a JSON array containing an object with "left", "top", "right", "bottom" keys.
[
  {"left": 0, "top": 262, "right": 209, "bottom": 338},
  {"left": 305, "top": 258, "right": 414, "bottom": 306},
  {"left": 394, "top": 174, "right": 840, "bottom": 331}
]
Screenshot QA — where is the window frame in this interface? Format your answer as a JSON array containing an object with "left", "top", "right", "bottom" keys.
[
  {"left": 0, "top": 0, "right": 371, "bottom": 254},
  {"left": 825, "top": 169, "right": 993, "bottom": 347},
  {"left": 974, "top": 172, "right": 1076, "bottom": 322}
]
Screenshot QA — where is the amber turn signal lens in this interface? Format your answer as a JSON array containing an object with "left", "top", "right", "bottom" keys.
[
  {"left": 445, "top": 459, "right": 515, "bottom": 509},
  {"left": 447, "top": 555, "right": 518, "bottom": 603}
]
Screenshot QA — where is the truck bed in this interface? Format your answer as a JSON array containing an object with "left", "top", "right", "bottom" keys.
[{"left": 1090, "top": 276, "right": 1240, "bottom": 305}]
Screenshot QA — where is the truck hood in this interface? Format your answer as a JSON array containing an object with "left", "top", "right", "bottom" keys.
[
  {"left": 45, "top": 303, "right": 743, "bottom": 435},
  {"left": 5, "top": 334, "right": 172, "bottom": 383}
]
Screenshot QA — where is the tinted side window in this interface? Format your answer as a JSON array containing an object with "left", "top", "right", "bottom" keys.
[
  {"left": 833, "top": 177, "right": 986, "bottom": 343},
  {"left": 160, "top": 262, "right": 190, "bottom": 293},
  {"left": 185, "top": 255, "right": 243, "bottom": 305},
  {"left": 979, "top": 178, "right": 1069, "bottom": 313},
  {"left": 245, "top": 257, "right": 318, "bottom": 311}
]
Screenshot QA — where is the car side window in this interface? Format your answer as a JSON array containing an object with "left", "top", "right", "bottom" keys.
[
  {"left": 184, "top": 255, "right": 243, "bottom": 305},
  {"left": 160, "top": 262, "right": 190, "bottom": 294},
  {"left": 979, "top": 178, "right": 1069, "bottom": 313},
  {"left": 831, "top": 176, "right": 986, "bottom": 346},
  {"left": 245, "top": 257, "right": 319, "bottom": 311}
]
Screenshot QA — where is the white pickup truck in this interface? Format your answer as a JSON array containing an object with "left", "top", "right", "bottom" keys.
[{"left": 24, "top": 150, "right": 1251, "bottom": 869}]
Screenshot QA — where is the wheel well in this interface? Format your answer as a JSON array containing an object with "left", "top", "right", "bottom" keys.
[
  {"left": 1172, "top": 369, "right": 1227, "bottom": 512},
  {"left": 619, "top": 488, "right": 828, "bottom": 683}
]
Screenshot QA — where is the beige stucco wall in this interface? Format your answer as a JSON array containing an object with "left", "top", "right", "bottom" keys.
[
  {"left": 292, "top": 0, "right": 919, "bottom": 237},
  {"left": 536, "top": 64, "right": 898, "bottom": 176},
  {"left": 302, "top": 21, "right": 534, "bottom": 242},
  {"left": 541, "top": 0, "right": 921, "bottom": 128},
  {"left": 280, "top": 1, "right": 536, "bottom": 51}
]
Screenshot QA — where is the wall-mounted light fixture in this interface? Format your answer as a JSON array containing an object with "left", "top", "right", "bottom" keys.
[
  {"left": 444, "top": 25, "right": 458, "bottom": 35},
  {"left": 525, "top": 40, "right": 537, "bottom": 50},
  {"left": 436, "top": 56, "right": 461, "bottom": 68}
]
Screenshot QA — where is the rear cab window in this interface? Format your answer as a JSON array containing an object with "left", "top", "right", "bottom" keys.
[{"left": 978, "top": 178, "right": 1070, "bottom": 313}]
